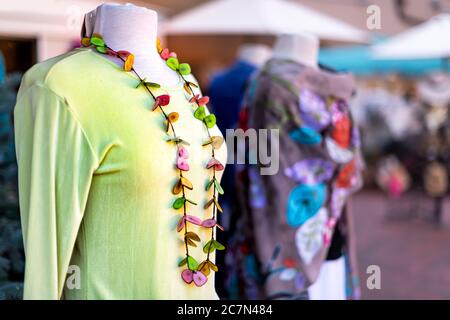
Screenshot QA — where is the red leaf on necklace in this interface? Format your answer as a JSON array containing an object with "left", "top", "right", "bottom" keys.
[
  {"left": 117, "top": 50, "right": 132, "bottom": 59},
  {"left": 160, "top": 48, "right": 177, "bottom": 60},
  {"left": 157, "top": 95, "right": 170, "bottom": 106},
  {"left": 152, "top": 95, "right": 171, "bottom": 111},
  {"left": 198, "top": 96, "right": 210, "bottom": 106},
  {"left": 189, "top": 94, "right": 210, "bottom": 106}
]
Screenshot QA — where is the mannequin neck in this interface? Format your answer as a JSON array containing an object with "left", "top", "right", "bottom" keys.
[
  {"left": 272, "top": 33, "right": 319, "bottom": 69},
  {"left": 83, "top": 3, "right": 180, "bottom": 86},
  {"left": 236, "top": 44, "right": 272, "bottom": 68}
]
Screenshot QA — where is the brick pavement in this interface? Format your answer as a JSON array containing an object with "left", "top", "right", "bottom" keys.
[{"left": 352, "top": 191, "right": 450, "bottom": 299}]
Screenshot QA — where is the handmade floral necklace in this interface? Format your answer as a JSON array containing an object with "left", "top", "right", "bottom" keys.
[{"left": 81, "top": 34, "right": 225, "bottom": 287}]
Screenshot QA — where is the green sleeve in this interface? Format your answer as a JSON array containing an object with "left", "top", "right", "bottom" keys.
[{"left": 14, "top": 83, "right": 98, "bottom": 299}]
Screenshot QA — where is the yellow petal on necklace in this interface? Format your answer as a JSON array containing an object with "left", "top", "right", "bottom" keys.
[
  {"left": 180, "top": 176, "right": 193, "bottom": 190},
  {"left": 168, "top": 112, "right": 179, "bottom": 123},
  {"left": 172, "top": 179, "right": 183, "bottom": 195},
  {"left": 124, "top": 54, "right": 134, "bottom": 72},
  {"left": 81, "top": 37, "right": 91, "bottom": 47},
  {"left": 156, "top": 38, "right": 163, "bottom": 54},
  {"left": 214, "top": 198, "right": 223, "bottom": 213},
  {"left": 211, "top": 136, "right": 224, "bottom": 149}
]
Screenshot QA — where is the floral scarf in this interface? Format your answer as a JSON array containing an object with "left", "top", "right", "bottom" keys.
[{"left": 225, "top": 59, "right": 363, "bottom": 299}]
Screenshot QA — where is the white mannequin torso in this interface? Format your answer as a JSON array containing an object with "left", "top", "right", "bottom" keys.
[
  {"left": 83, "top": 3, "right": 180, "bottom": 87},
  {"left": 272, "top": 32, "right": 319, "bottom": 69},
  {"left": 236, "top": 44, "right": 272, "bottom": 68}
]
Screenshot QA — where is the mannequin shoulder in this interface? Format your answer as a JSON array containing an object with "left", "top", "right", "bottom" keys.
[{"left": 19, "top": 50, "right": 77, "bottom": 88}]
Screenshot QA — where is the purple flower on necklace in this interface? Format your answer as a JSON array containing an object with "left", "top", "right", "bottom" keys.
[
  {"left": 284, "top": 158, "right": 335, "bottom": 185},
  {"left": 299, "top": 89, "right": 331, "bottom": 131}
]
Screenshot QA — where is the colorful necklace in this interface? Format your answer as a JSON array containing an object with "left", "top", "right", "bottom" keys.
[{"left": 81, "top": 34, "right": 226, "bottom": 287}]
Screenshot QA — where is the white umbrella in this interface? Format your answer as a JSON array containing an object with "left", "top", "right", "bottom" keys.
[
  {"left": 372, "top": 14, "right": 450, "bottom": 59},
  {"left": 162, "top": 0, "right": 368, "bottom": 43}
]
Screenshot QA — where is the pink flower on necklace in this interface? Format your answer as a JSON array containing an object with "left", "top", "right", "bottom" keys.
[
  {"left": 206, "top": 158, "right": 225, "bottom": 171},
  {"left": 160, "top": 48, "right": 177, "bottom": 61},
  {"left": 181, "top": 269, "right": 207, "bottom": 287},
  {"left": 177, "top": 146, "right": 190, "bottom": 171},
  {"left": 178, "top": 146, "right": 189, "bottom": 159},
  {"left": 189, "top": 94, "right": 210, "bottom": 106}
]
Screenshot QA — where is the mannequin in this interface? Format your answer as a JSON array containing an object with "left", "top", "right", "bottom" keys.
[
  {"left": 83, "top": 3, "right": 180, "bottom": 87},
  {"left": 272, "top": 32, "right": 349, "bottom": 300},
  {"left": 272, "top": 32, "right": 319, "bottom": 69},
  {"left": 15, "top": 2, "right": 226, "bottom": 299},
  {"left": 236, "top": 44, "right": 272, "bottom": 68}
]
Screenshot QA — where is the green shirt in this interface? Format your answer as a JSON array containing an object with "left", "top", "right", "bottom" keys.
[{"left": 14, "top": 47, "right": 226, "bottom": 300}]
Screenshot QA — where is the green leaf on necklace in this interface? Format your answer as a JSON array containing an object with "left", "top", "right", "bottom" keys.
[
  {"left": 204, "top": 114, "right": 216, "bottom": 128},
  {"left": 203, "top": 240, "right": 215, "bottom": 254},
  {"left": 194, "top": 106, "right": 206, "bottom": 121},
  {"left": 167, "top": 136, "right": 190, "bottom": 146},
  {"left": 173, "top": 197, "right": 186, "bottom": 210},
  {"left": 166, "top": 57, "right": 179, "bottom": 71},
  {"left": 202, "top": 240, "right": 224, "bottom": 254},
  {"left": 135, "top": 78, "right": 161, "bottom": 89},
  {"left": 178, "top": 257, "right": 188, "bottom": 267},
  {"left": 145, "top": 81, "right": 161, "bottom": 88},
  {"left": 185, "top": 198, "right": 198, "bottom": 206},
  {"left": 179, "top": 139, "right": 190, "bottom": 146},
  {"left": 213, "top": 240, "right": 225, "bottom": 250},
  {"left": 178, "top": 63, "right": 191, "bottom": 75},
  {"left": 90, "top": 36, "right": 105, "bottom": 47},
  {"left": 187, "top": 255, "right": 199, "bottom": 270},
  {"left": 214, "top": 179, "right": 224, "bottom": 195},
  {"left": 206, "top": 178, "right": 215, "bottom": 191},
  {"left": 95, "top": 46, "right": 107, "bottom": 54},
  {"left": 135, "top": 78, "right": 146, "bottom": 89}
]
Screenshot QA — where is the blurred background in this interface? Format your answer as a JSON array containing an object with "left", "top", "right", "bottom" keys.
[{"left": 1, "top": 0, "right": 450, "bottom": 299}]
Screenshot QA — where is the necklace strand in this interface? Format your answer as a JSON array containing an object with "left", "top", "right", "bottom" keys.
[{"left": 81, "top": 34, "right": 225, "bottom": 287}]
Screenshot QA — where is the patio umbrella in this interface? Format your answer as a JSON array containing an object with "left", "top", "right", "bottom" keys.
[
  {"left": 163, "top": 0, "right": 368, "bottom": 43},
  {"left": 320, "top": 45, "right": 450, "bottom": 75},
  {"left": 372, "top": 14, "right": 450, "bottom": 59}
]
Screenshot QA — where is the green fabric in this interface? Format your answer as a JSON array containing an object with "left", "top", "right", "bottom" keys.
[{"left": 14, "top": 47, "right": 226, "bottom": 300}]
